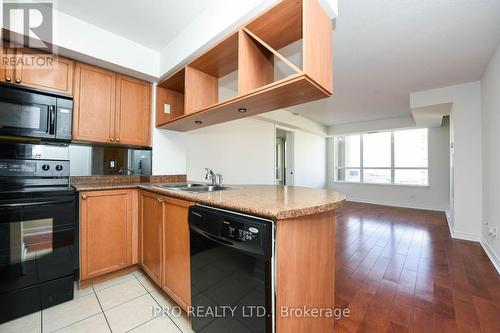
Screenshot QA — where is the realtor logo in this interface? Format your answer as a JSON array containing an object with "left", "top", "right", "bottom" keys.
[{"left": 2, "top": 2, "right": 53, "bottom": 53}]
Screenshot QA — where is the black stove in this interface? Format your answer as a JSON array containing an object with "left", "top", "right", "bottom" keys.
[{"left": 0, "top": 143, "right": 76, "bottom": 324}]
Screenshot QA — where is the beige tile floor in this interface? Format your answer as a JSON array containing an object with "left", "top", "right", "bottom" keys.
[{"left": 0, "top": 270, "right": 193, "bottom": 333}]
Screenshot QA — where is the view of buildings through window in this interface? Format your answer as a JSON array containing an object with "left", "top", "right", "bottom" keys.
[{"left": 334, "top": 128, "right": 428, "bottom": 186}]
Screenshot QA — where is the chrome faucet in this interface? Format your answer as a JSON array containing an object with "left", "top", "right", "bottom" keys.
[
  {"left": 205, "top": 168, "right": 216, "bottom": 185},
  {"left": 205, "top": 168, "right": 223, "bottom": 186},
  {"left": 216, "top": 173, "right": 223, "bottom": 186}
]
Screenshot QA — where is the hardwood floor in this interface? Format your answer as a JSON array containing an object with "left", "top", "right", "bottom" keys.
[{"left": 334, "top": 202, "right": 500, "bottom": 333}]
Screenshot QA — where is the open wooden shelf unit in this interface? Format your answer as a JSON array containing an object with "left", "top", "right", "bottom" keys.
[{"left": 156, "top": 0, "right": 333, "bottom": 132}]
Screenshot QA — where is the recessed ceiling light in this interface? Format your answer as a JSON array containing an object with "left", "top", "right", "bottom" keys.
[{"left": 238, "top": 108, "right": 247, "bottom": 113}]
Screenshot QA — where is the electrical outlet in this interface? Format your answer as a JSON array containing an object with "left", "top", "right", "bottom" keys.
[
  {"left": 488, "top": 226, "right": 497, "bottom": 239},
  {"left": 163, "top": 103, "right": 171, "bottom": 114}
]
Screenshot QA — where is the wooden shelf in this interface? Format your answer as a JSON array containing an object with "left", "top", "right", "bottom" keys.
[
  {"left": 188, "top": 32, "right": 239, "bottom": 78},
  {"left": 158, "top": 67, "right": 184, "bottom": 93},
  {"left": 184, "top": 66, "right": 218, "bottom": 115},
  {"left": 156, "top": 0, "right": 332, "bottom": 132},
  {"left": 245, "top": 0, "right": 303, "bottom": 51},
  {"left": 156, "top": 68, "right": 185, "bottom": 127},
  {"left": 238, "top": 29, "right": 274, "bottom": 95},
  {"left": 158, "top": 74, "right": 329, "bottom": 131}
]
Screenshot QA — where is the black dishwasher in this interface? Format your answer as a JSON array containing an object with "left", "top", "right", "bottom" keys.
[{"left": 189, "top": 205, "right": 275, "bottom": 333}]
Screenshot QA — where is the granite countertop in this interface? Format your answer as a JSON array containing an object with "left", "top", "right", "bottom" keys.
[
  {"left": 139, "top": 184, "right": 346, "bottom": 220},
  {"left": 71, "top": 176, "right": 346, "bottom": 220},
  {"left": 70, "top": 175, "right": 187, "bottom": 191}
]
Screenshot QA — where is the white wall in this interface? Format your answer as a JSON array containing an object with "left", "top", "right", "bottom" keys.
[
  {"left": 151, "top": 83, "right": 187, "bottom": 175},
  {"left": 293, "top": 129, "right": 327, "bottom": 188},
  {"left": 329, "top": 116, "right": 415, "bottom": 135},
  {"left": 177, "top": 116, "right": 327, "bottom": 188},
  {"left": 410, "top": 82, "right": 482, "bottom": 241},
  {"left": 256, "top": 110, "right": 328, "bottom": 137},
  {"left": 185, "top": 118, "right": 276, "bottom": 184},
  {"left": 481, "top": 43, "right": 500, "bottom": 271},
  {"left": 327, "top": 116, "right": 450, "bottom": 211},
  {"left": 18, "top": 6, "right": 160, "bottom": 78}
]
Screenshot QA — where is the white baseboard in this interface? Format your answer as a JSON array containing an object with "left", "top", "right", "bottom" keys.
[
  {"left": 345, "top": 198, "right": 497, "bottom": 274},
  {"left": 452, "top": 231, "right": 481, "bottom": 242},
  {"left": 443, "top": 213, "right": 481, "bottom": 241},
  {"left": 481, "top": 239, "right": 500, "bottom": 276},
  {"left": 346, "top": 198, "right": 446, "bottom": 212}
]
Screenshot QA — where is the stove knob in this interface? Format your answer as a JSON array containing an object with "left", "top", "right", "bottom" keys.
[
  {"left": 56, "top": 165, "right": 63, "bottom": 171},
  {"left": 42, "top": 164, "right": 50, "bottom": 171}
]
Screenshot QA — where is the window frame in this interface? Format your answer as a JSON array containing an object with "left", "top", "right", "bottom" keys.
[{"left": 334, "top": 129, "right": 429, "bottom": 187}]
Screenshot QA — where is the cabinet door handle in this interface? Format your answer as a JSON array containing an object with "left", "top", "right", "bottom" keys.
[
  {"left": 81, "top": 195, "right": 87, "bottom": 200},
  {"left": 110, "top": 138, "right": 114, "bottom": 142},
  {"left": 15, "top": 78, "right": 21, "bottom": 84},
  {"left": 5, "top": 76, "right": 11, "bottom": 82},
  {"left": 156, "top": 197, "right": 163, "bottom": 203},
  {"left": 116, "top": 138, "right": 120, "bottom": 142}
]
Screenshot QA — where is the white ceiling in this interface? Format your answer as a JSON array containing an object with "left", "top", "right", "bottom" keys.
[
  {"left": 285, "top": 0, "right": 500, "bottom": 125},
  {"left": 55, "top": 0, "right": 500, "bottom": 126},
  {"left": 56, "top": 0, "right": 212, "bottom": 51}
]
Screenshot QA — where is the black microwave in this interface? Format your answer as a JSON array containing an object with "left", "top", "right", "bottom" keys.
[{"left": 0, "top": 83, "right": 73, "bottom": 142}]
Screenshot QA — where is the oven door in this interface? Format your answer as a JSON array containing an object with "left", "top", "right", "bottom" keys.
[
  {"left": 0, "top": 192, "right": 76, "bottom": 294},
  {"left": 0, "top": 85, "right": 57, "bottom": 140}
]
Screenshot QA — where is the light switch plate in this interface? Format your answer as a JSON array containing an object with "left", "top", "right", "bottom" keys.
[{"left": 164, "top": 103, "right": 171, "bottom": 114}]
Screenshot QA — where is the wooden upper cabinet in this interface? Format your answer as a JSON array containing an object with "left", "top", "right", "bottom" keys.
[
  {"left": 15, "top": 48, "right": 75, "bottom": 94},
  {"left": 0, "top": 46, "right": 15, "bottom": 83},
  {"left": 73, "top": 63, "right": 151, "bottom": 147},
  {"left": 73, "top": 63, "right": 116, "bottom": 144},
  {"left": 162, "top": 197, "right": 193, "bottom": 311},
  {"left": 0, "top": 47, "right": 74, "bottom": 94},
  {"left": 140, "top": 191, "right": 163, "bottom": 285},
  {"left": 115, "top": 75, "right": 151, "bottom": 146},
  {"left": 80, "top": 190, "right": 133, "bottom": 280}
]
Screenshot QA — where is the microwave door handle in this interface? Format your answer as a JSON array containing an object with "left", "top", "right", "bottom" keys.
[{"left": 49, "top": 105, "right": 56, "bottom": 134}]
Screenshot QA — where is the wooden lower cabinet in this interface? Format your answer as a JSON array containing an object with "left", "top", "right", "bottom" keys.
[
  {"left": 139, "top": 191, "right": 193, "bottom": 310},
  {"left": 80, "top": 189, "right": 138, "bottom": 281},
  {"left": 162, "top": 197, "right": 193, "bottom": 311},
  {"left": 139, "top": 190, "right": 164, "bottom": 285}
]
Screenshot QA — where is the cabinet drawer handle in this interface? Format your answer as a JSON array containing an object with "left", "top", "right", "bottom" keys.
[
  {"left": 81, "top": 195, "right": 87, "bottom": 200},
  {"left": 5, "top": 76, "right": 11, "bottom": 82},
  {"left": 15, "top": 78, "right": 21, "bottom": 84}
]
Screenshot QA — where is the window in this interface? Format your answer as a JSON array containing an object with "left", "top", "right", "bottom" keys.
[{"left": 334, "top": 128, "right": 428, "bottom": 186}]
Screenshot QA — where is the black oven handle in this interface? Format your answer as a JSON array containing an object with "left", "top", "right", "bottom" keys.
[
  {"left": 0, "top": 198, "right": 74, "bottom": 208},
  {"left": 49, "top": 105, "right": 56, "bottom": 135}
]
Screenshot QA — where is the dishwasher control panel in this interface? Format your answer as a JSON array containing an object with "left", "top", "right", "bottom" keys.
[
  {"left": 189, "top": 205, "right": 273, "bottom": 258},
  {"left": 221, "top": 220, "right": 262, "bottom": 243}
]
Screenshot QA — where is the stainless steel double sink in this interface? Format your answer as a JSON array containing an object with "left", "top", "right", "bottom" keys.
[{"left": 153, "top": 182, "right": 234, "bottom": 193}]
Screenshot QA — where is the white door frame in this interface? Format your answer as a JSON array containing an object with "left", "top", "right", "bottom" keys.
[{"left": 275, "top": 126, "right": 295, "bottom": 186}]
